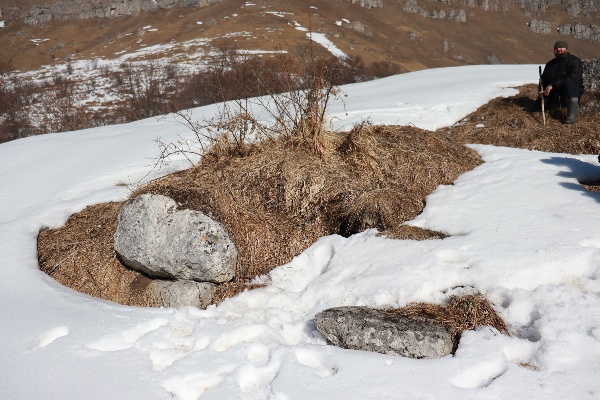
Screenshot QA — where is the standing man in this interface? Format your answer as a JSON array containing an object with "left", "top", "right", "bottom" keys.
[{"left": 540, "top": 40, "right": 585, "bottom": 124}]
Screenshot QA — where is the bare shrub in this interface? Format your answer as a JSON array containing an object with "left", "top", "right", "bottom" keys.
[
  {"left": 166, "top": 43, "right": 347, "bottom": 162},
  {"left": 367, "top": 59, "right": 401, "bottom": 79},
  {"left": 115, "top": 60, "right": 180, "bottom": 120},
  {"left": 0, "top": 62, "right": 37, "bottom": 142}
]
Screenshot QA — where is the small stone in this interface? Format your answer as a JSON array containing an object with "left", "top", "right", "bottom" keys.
[{"left": 154, "top": 280, "right": 215, "bottom": 308}]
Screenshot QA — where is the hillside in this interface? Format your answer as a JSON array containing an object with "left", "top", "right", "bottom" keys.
[
  {"left": 1, "top": 0, "right": 599, "bottom": 72},
  {"left": 3, "top": 65, "right": 600, "bottom": 399}
]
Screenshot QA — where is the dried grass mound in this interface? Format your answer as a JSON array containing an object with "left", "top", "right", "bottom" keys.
[
  {"left": 390, "top": 294, "right": 509, "bottom": 346},
  {"left": 448, "top": 85, "right": 600, "bottom": 155},
  {"left": 38, "top": 202, "right": 158, "bottom": 307},
  {"left": 138, "top": 126, "right": 479, "bottom": 289},
  {"left": 37, "top": 125, "right": 480, "bottom": 306}
]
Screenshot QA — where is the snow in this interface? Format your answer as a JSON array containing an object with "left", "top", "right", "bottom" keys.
[
  {"left": 306, "top": 31, "right": 347, "bottom": 59},
  {"left": 3, "top": 64, "right": 600, "bottom": 400}
]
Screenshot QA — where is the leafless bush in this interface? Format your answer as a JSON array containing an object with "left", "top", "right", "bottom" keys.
[
  {"left": 162, "top": 43, "right": 349, "bottom": 164},
  {"left": 114, "top": 60, "right": 180, "bottom": 120},
  {"left": 2, "top": 43, "right": 401, "bottom": 143},
  {"left": 0, "top": 60, "right": 37, "bottom": 142}
]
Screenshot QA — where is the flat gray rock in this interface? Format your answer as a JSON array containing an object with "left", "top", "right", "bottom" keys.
[
  {"left": 114, "top": 193, "right": 237, "bottom": 283},
  {"left": 315, "top": 306, "right": 455, "bottom": 359}
]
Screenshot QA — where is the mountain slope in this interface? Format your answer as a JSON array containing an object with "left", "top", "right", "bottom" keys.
[{"left": 1, "top": 0, "right": 599, "bottom": 72}]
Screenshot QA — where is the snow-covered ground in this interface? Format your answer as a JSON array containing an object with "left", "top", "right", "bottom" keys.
[{"left": 3, "top": 65, "right": 600, "bottom": 400}]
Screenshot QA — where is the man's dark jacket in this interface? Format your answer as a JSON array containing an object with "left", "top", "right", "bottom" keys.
[{"left": 541, "top": 53, "right": 585, "bottom": 93}]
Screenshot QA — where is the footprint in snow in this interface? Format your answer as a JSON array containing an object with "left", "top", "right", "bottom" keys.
[
  {"left": 294, "top": 348, "right": 339, "bottom": 377},
  {"left": 86, "top": 318, "right": 169, "bottom": 352},
  {"left": 451, "top": 358, "right": 508, "bottom": 389},
  {"left": 247, "top": 344, "right": 271, "bottom": 367},
  {"left": 437, "top": 248, "right": 471, "bottom": 268},
  {"left": 162, "top": 365, "right": 235, "bottom": 400},
  {"left": 31, "top": 326, "right": 69, "bottom": 350},
  {"left": 238, "top": 359, "right": 281, "bottom": 394}
]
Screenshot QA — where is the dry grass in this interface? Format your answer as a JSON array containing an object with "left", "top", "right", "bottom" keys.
[
  {"left": 135, "top": 125, "right": 479, "bottom": 284},
  {"left": 37, "top": 202, "right": 158, "bottom": 307},
  {"left": 38, "top": 124, "right": 478, "bottom": 306},
  {"left": 390, "top": 294, "right": 509, "bottom": 348},
  {"left": 447, "top": 84, "right": 600, "bottom": 155},
  {"left": 37, "top": 86, "right": 600, "bottom": 309}
]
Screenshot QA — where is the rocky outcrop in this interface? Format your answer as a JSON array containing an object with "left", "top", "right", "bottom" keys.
[
  {"left": 403, "top": 0, "right": 467, "bottom": 22},
  {"left": 18, "top": 0, "right": 218, "bottom": 25},
  {"left": 114, "top": 193, "right": 237, "bottom": 283},
  {"left": 350, "top": 21, "right": 371, "bottom": 35},
  {"left": 513, "top": 0, "right": 598, "bottom": 16},
  {"left": 476, "top": 0, "right": 501, "bottom": 11},
  {"left": 529, "top": 19, "right": 552, "bottom": 34},
  {"left": 315, "top": 306, "right": 455, "bottom": 359},
  {"left": 399, "top": 0, "right": 600, "bottom": 42},
  {"left": 583, "top": 58, "right": 600, "bottom": 91},
  {"left": 557, "top": 22, "right": 600, "bottom": 41},
  {"left": 348, "top": 0, "right": 383, "bottom": 8}
]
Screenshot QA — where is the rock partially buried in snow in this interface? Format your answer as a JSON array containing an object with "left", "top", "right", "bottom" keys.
[
  {"left": 315, "top": 306, "right": 455, "bottom": 359},
  {"left": 114, "top": 193, "right": 237, "bottom": 283},
  {"left": 154, "top": 280, "right": 216, "bottom": 309}
]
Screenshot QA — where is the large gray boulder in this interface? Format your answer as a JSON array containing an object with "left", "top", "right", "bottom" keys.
[
  {"left": 114, "top": 193, "right": 237, "bottom": 283},
  {"left": 315, "top": 306, "right": 455, "bottom": 359},
  {"left": 153, "top": 280, "right": 216, "bottom": 309}
]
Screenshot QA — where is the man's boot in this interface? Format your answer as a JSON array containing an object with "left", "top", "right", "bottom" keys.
[{"left": 564, "top": 98, "right": 579, "bottom": 124}]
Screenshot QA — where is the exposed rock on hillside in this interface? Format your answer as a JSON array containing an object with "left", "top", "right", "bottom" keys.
[
  {"left": 557, "top": 22, "right": 600, "bottom": 41},
  {"left": 154, "top": 280, "right": 216, "bottom": 308},
  {"left": 8, "top": 0, "right": 383, "bottom": 25},
  {"left": 348, "top": 0, "right": 383, "bottom": 8},
  {"left": 403, "top": 0, "right": 467, "bottom": 22},
  {"left": 528, "top": 19, "right": 551, "bottom": 35},
  {"left": 315, "top": 294, "right": 509, "bottom": 359},
  {"left": 18, "top": 0, "right": 218, "bottom": 25}
]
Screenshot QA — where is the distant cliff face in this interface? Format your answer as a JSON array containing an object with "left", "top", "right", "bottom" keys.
[
  {"left": 0, "top": 0, "right": 382, "bottom": 25},
  {"left": 516, "top": 0, "right": 599, "bottom": 16},
  {"left": 3, "top": 0, "right": 219, "bottom": 25},
  {"left": 524, "top": 0, "right": 600, "bottom": 42},
  {"left": 3, "top": 0, "right": 598, "bottom": 25},
  {"left": 1, "top": 0, "right": 599, "bottom": 44}
]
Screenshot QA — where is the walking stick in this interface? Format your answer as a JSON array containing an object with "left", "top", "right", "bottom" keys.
[{"left": 539, "top": 66, "right": 546, "bottom": 127}]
